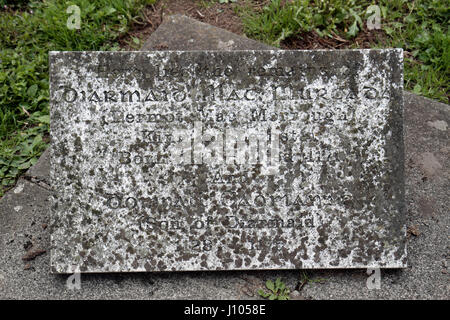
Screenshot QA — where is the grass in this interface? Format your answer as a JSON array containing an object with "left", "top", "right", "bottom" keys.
[
  {"left": 258, "top": 277, "right": 290, "bottom": 300},
  {"left": 241, "top": 0, "right": 374, "bottom": 44},
  {"left": 0, "top": 0, "right": 155, "bottom": 196},
  {"left": 239, "top": 0, "right": 449, "bottom": 103}
]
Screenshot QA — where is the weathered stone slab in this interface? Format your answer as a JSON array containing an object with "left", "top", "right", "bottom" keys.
[
  {"left": 140, "top": 14, "right": 272, "bottom": 51},
  {"left": 49, "top": 49, "right": 406, "bottom": 273}
]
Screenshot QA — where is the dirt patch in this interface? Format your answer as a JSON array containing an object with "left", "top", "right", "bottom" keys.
[{"left": 281, "top": 27, "right": 387, "bottom": 50}]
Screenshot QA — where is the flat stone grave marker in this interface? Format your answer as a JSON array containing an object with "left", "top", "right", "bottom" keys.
[{"left": 50, "top": 50, "right": 406, "bottom": 273}]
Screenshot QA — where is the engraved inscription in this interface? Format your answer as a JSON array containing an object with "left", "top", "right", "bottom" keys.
[{"left": 50, "top": 50, "right": 406, "bottom": 273}]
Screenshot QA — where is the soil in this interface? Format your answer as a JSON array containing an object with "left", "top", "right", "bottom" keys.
[
  {"left": 281, "top": 27, "right": 387, "bottom": 50},
  {"left": 120, "top": 0, "right": 386, "bottom": 51}
]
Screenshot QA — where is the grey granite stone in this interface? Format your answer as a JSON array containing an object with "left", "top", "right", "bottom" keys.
[
  {"left": 1, "top": 15, "right": 447, "bottom": 299},
  {"left": 49, "top": 48, "right": 406, "bottom": 273},
  {"left": 141, "top": 14, "right": 272, "bottom": 51},
  {"left": 23, "top": 147, "right": 51, "bottom": 189},
  {"left": 25, "top": 147, "right": 50, "bottom": 180}
]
